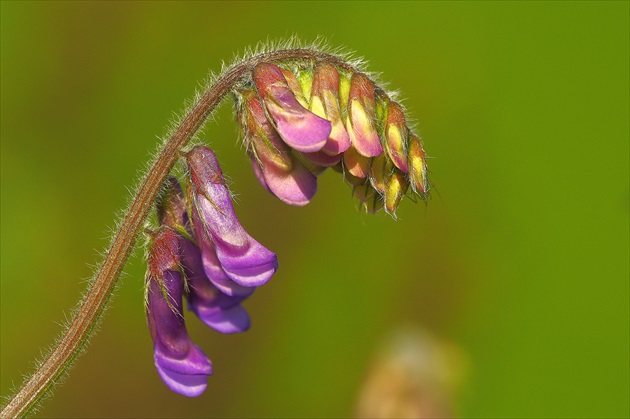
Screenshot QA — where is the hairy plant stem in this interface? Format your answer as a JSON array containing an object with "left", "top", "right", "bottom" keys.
[{"left": 1, "top": 48, "right": 354, "bottom": 418}]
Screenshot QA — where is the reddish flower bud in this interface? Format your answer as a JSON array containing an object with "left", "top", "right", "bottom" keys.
[
  {"left": 157, "top": 176, "right": 192, "bottom": 237},
  {"left": 346, "top": 73, "right": 383, "bottom": 157},
  {"left": 343, "top": 146, "right": 371, "bottom": 178},
  {"left": 384, "top": 102, "right": 410, "bottom": 173},
  {"left": 253, "top": 62, "right": 331, "bottom": 153},
  {"left": 309, "top": 63, "right": 351, "bottom": 155}
]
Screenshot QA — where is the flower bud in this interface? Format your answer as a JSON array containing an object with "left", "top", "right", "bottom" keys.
[
  {"left": 346, "top": 73, "right": 383, "bottom": 157},
  {"left": 253, "top": 62, "right": 331, "bottom": 153},
  {"left": 353, "top": 181, "right": 376, "bottom": 203},
  {"left": 300, "top": 149, "right": 342, "bottom": 168},
  {"left": 384, "top": 171, "right": 408, "bottom": 217},
  {"left": 408, "top": 134, "right": 429, "bottom": 197},
  {"left": 384, "top": 102, "right": 410, "bottom": 173},
  {"left": 186, "top": 146, "right": 278, "bottom": 287},
  {"left": 369, "top": 154, "right": 387, "bottom": 194},
  {"left": 240, "top": 89, "right": 318, "bottom": 206},
  {"left": 309, "top": 63, "right": 351, "bottom": 155},
  {"left": 364, "top": 194, "right": 384, "bottom": 214},
  {"left": 157, "top": 176, "right": 190, "bottom": 234},
  {"left": 146, "top": 227, "right": 213, "bottom": 397},
  {"left": 280, "top": 68, "right": 308, "bottom": 108},
  {"left": 343, "top": 146, "right": 371, "bottom": 178}
]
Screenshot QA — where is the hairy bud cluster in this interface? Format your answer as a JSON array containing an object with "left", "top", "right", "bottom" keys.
[{"left": 236, "top": 61, "right": 429, "bottom": 216}]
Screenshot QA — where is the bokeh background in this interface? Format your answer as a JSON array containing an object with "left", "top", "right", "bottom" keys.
[{"left": 1, "top": 1, "right": 628, "bottom": 418}]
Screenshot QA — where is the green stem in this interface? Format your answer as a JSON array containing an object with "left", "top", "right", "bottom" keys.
[{"left": 0, "top": 48, "right": 356, "bottom": 418}]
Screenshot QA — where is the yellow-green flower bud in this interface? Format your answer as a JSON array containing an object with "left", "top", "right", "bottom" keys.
[
  {"left": 385, "top": 171, "right": 408, "bottom": 216},
  {"left": 346, "top": 73, "right": 383, "bottom": 157},
  {"left": 407, "top": 134, "right": 429, "bottom": 197}
]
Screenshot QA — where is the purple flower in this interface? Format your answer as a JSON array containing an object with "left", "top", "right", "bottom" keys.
[
  {"left": 239, "top": 89, "right": 318, "bottom": 206},
  {"left": 180, "top": 238, "right": 251, "bottom": 334},
  {"left": 146, "top": 227, "right": 213, "bottom": 397},
  {"left": 253, "top": 62, "right": 332, "bottom": 153},
  {"left": 186, "top": 146, "right": 278, "bottom": 287}
]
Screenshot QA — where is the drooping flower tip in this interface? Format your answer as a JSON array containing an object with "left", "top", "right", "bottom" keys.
[{"left": 237, "top": 59, "right": 430, "bottom": 216}]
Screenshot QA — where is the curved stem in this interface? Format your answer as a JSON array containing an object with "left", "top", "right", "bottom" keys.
[{"left": 1, "top": 48, "right": 355, "bottom": 418}]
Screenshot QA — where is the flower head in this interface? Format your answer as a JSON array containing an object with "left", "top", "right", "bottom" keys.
[
  {"left": 237, "top": 59, "right": 430, "bottom": 216},
  {"left": 253, "top": 62, "right": 332, "bottom": 153},
  {"left": 143, "top": 50, "right": 429, "bottom": 398}
]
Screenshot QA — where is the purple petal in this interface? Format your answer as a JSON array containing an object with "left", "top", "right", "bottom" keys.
[
  {"left": 254, "top": 63, "right": 331, "bottom": 153},
  {"left": 194, "top": 305, "right": 251, "bottom": 334},
  {"left": 185, "top": 222, "right": 255, "bottom": 298},
  {"left": 261, "top": 158, "right": 318, "bottom": 206},
  {"left": 146, "top": 265, "right": 213, "bottom": 396},
  {"left": 194, "top": 196, "right": 278, "bottom": 287},
  {"left": 154, "top": 340, "right": 213, "bottom": 377},
  {"left": 220, "top": 258, "right": 279, "bottom": 288},
  {"left": 179, "top": 234, "right": 252, "bottom": 334},
  {"left": 301, "top": 150, "right": 342, "bottom": 167},
  {"left": 155, "top": 361, "right": 209, "bottom": 397},
  {"left": 199, "top": 239, "right": 256, "bottom": 297}
]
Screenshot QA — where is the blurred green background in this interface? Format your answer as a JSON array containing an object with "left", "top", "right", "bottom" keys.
[{"left": 1, "top": 1, "right": 628, "bottom": 418}]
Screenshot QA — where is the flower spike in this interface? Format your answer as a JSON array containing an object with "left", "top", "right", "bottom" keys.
[{"left": 2, "top": 47, "right": 434, "bottom": 416}]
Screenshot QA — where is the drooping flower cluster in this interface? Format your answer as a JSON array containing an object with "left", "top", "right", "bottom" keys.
[
  {"left": 145, "top": 146, "right": 277, "bottom": 396},
  {"left": 145, "top": 58, "right": 429, "bottom": 397},
  {"left": 236, "top": 61, "right": 429, "bottom": 216}
]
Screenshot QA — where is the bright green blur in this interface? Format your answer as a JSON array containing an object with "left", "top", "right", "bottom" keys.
[{"left": 1, "top": 2, "right": 628, "bottom": 417}]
